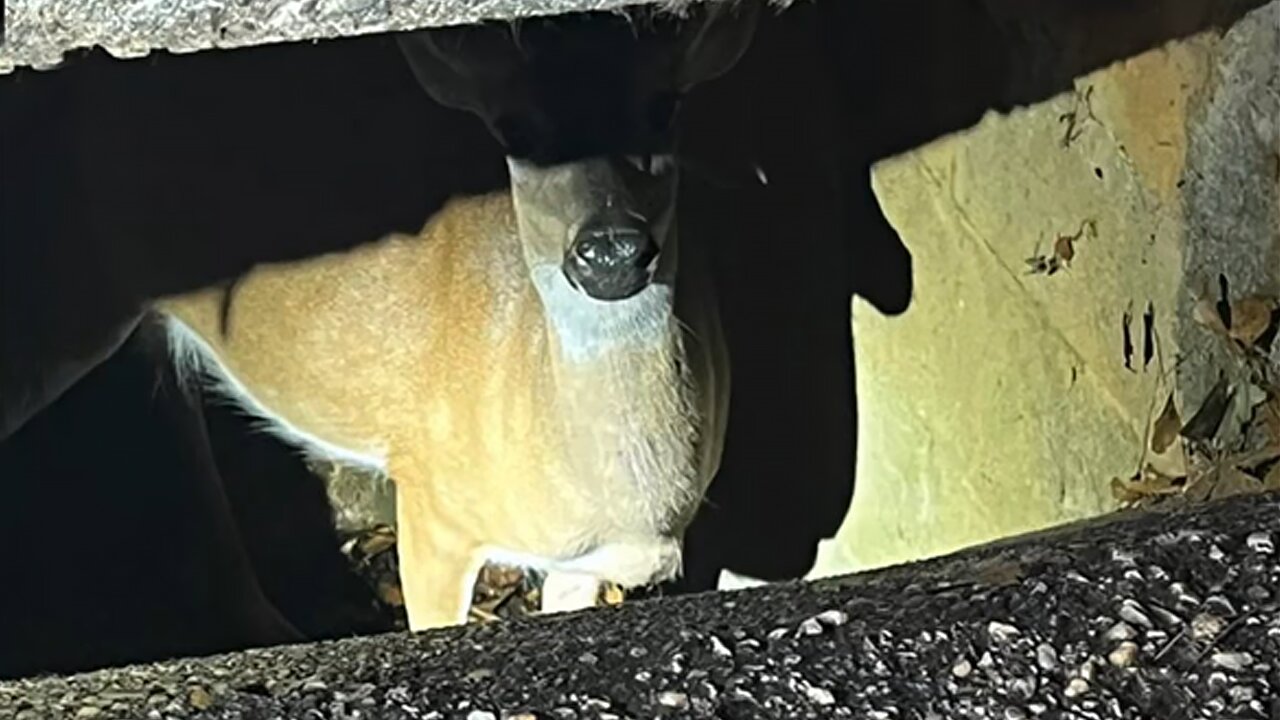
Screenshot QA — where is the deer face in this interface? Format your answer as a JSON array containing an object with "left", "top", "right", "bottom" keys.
[{"left": 396, "top": 2, "right": 759, "bottom": 307}]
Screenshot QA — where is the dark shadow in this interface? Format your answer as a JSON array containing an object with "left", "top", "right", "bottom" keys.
[
  {"left": 0, "top": 314, "right": 394, "bottom": 680},
  {"left": 0, "top": 0, "right": 1270, "bottom": 673},
  {"left": 660, "top": 0, "right": 1269, "bottom": 591},
  {"left": 0, "top": 316, "right": 301, "bottom": 679},
  {"left": 201, "top": 375, "right": 397, "bottom": 642}
]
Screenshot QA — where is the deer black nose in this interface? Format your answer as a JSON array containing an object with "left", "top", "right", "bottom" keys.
[{"left": 563, "top": 211, "right": 659, "bottom": 301}]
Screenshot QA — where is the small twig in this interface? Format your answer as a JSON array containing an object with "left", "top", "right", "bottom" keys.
[
  {"left": 1188, "top": 608, "right": 1256, "bottom": 667},
  {"left": 1059, "top": 85, "right": 1098, "bottom": 148}
]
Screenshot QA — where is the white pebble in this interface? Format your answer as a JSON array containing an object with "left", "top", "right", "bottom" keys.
[
  {"left": 1064, "top": 677, "right": 1089, "bottom": 699},
  {"left": 1211, "top": 652, "right": 1254, "bottom": 671},
  {"left": 1035, "top": 644, "right": 1058, "bottom": 671},
  {"left": 1246, "top": 532, "right": 1274, "bottom": 554},
  {"left": 798, "top": 618, "right": 824, "bottom": 636},
  {"left": 803, "top": 684, "right": 835, "bottom": 706},
  {"left": 988, "top": 621, "right": 1021, "bottom": 643},
  {"left": 1108, "top": 642, "right": 1138, "bottom": 668},
  {"left": 657, "top": 692, "right": 689, "bottom": 708},
  {"left": 815, "top": 609, "right": 849, "bottom": 627},
  {"left": 1104, "top": 622, "right": 1137, "bottom": 641},
  {"left": 709, "top": 635, "right": 733, "bottom": 658}
]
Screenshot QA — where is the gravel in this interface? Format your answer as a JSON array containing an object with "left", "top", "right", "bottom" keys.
[{"left": 1, "top": 491, "right": 1277, "bottom": 720}]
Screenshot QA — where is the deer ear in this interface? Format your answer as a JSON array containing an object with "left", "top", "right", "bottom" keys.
[
  {"left": 675, "top": 0, "right": 761, "bottom": 92},
  {"left": 395, "top": 24, "right": 525, "bottom": 115}
]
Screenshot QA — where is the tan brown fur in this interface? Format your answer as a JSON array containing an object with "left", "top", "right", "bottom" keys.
[{"left": 157, "top": 190, "right": 726, "bottom": 630}]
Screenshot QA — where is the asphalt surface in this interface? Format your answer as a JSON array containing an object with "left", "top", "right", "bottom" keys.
[{"left": 2, "top": 492, "right": 1277, "bottom": 720}]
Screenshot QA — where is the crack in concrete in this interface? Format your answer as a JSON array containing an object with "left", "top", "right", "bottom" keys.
[{"left": 910, "top": 147, "right": 1145, "bottom": 452}]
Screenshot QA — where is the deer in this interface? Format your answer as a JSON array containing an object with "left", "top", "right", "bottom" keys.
[{"left": 154, "top": 3, "right": 759, "bottom": 631}]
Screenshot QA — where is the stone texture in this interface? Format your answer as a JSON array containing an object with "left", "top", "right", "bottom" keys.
[
  {"left": 0, "top": 0, "right": 771, "bottom": 75},
  {"left": 2, "top": 490, "right": 1275, "bottom": 719},
  {"left": 812, "top": 2, "right": 1280, "bottom": 577}
]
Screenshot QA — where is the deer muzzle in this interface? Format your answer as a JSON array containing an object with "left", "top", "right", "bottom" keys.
[{"left": 563, "top": 206, "right": 659, "bottom": 301}]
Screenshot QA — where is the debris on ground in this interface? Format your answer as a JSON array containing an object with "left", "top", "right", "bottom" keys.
[
  {"left": 338, "top": 523, "right": 628, "bottom": 628},
  {"left": 1113, "top": 278, "right": 1280, "bottom": 510}
]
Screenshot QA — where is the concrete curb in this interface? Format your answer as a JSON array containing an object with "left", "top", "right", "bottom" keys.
[
  {"left": 2, "top": 491, "right": 1275, "bottom": 719},
  {"left": 0, "top": 0, "right": 789, "bottom": 75}
]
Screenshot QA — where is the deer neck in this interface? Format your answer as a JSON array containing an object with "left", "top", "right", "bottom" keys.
[{"left": 525, "top": 263, "right": 701, "bottom": 535}]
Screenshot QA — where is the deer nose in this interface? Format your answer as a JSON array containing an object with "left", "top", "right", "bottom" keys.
[{"left": 563, "top": 211, "right": 659, "bottom": 301}]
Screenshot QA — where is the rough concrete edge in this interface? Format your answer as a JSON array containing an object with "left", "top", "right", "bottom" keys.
[
  {"left": 1175, "top": 1, "right": 1280, "bottom": 443},
  {"left": 0, "top": 0, "right": 790, "bottom": 75},
  {"left": 2, "top": 491, "right": 1276, "bottom": 719}
]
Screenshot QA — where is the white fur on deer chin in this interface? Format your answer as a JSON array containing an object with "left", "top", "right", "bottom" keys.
[{"left": 529, "top": 264, "right": 675, "bottom": 363}]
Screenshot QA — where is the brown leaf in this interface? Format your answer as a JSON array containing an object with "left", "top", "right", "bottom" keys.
[
  {"left": 357, "top": 525, "right": 397, "bottom": 557},
  {"left": 1180, "top": 376, "right": 1233, "bottom": 442},
  {"left": 1150, "top": 392, "right": 1182, "bottom": 454},
  {"left": 1054, "top": 234, "right": 1076, "bottom": 265},
  {"left": 1192, "top": 298, "right": 1229, "bottom": 336},
  {"left": 1227, "top": 295, "right": 1277, "bottom": 346},
  {"left": 1264, "top": 462, "right": 1280, "bottom": 490},
  {"left": 1209, "top": 466, "right": 1261, "bottom": 501},
  {"left": 1230, "top": 443, "right": 1280, "bottom": 474},
  {"left": 1110, "top": 467, "right": 1185, "bottom": 504},
  {"left": 377, "top": 580, "right": 404, "bottom": 608},
  {"left": 1261, "top": 395, "right": 1280, "bottom": 445}
]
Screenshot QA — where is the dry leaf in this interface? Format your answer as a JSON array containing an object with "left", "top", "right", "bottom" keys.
[
  {"left": 1264, "top": 462, "right": 1280, "bottom": 490},
  {"left": 1261, "top": 395, "right": 1280, "bottom": 445},
  {"left": 1150, "top": 392, "right": 1182, "bottom": 454},
  {"left": 357, "top": 525, "right": 397, "bottom": 557},
  {"left": 1180, "top": 376, "right": 1233, "bottom": 442},
  {"left": 1110, "top": 466, "right": 1185, "bottom": 504},
  {"left": 1054, "top": 234, "right": 1076, "bottom": 265},
  {"left": 600, "top": 583, "right": 626, "bottom": 606},
  {"left": 1209, "top": 467, "right": 1260, "bottom": 501},
  {"left": 1227, "top": 296, "right": 1276, "bottom": 346},
  {"left": 378, "top": 580, "right": 404, "bottom": 608},
  {"left": 1192, "top": 298, "right": 1229, "bottom": 336},
  {"left": 1230, "top": 443, "right": 1280, "bottom": 473}
]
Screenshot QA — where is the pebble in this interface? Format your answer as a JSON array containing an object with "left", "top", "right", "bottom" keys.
[
  {"left": 952, "top": 659, "right": 973, "bottom": 678},
  {"left": 75, "top": 708, "right": 103, "bottom": 719},
  {"left": 815, "top": 609, "right": 849, "bottom": 627},
  {"left": 988, "top": 621, "right": 1021, "bottom": 643},
  {"left": 803, "top": 684, "right": 835, "bottom": 706},
  {"left": 1210, "top": 652, "right": 1254, "bottom": 671},
  {"left": 1064, "top": 678, "right": 1090, "bottom": 699},
  {"left": 1035, "top": 644, "right": 1059, "bottom": 671},
  {"left": 709, "top": 635, "right": 733, "bottom": 658},
  {"left": 1108, "top": 642, "right": 1138, "bottom": 668},
  {"left": 657, "top": 691, "right": 689, "bottom": 709},
  {"left": 466, "top": 712, "right": 496, "bottom": 720},
  {"left": 188, "top": 686, "right": 213, "bottom": 710},
  {"left": 1191, "top": 613, "right": 1227, "bottom": 642},
  {"left": 1118, "top": 600, "right": 1153, "bottom": 628},
  {"left": 798, "top": 618, "right": 824, "bottom": 636},
  {"left": 1104, "top": 622, "right": 1137, "bottom": 641},
  {"left": 1003, "top": 707, "right": 1029, "bottom": 720},
  {"left": 1246, "top": 532, "right": 1274, "bottom": 554}
]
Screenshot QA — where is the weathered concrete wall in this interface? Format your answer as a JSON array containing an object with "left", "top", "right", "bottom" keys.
[
  {"left": 0, "top": 0, "right": 765, "bottom": 74},
  {"left": 812, "top": 1, "right": 1280, "bottom": 577}
]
